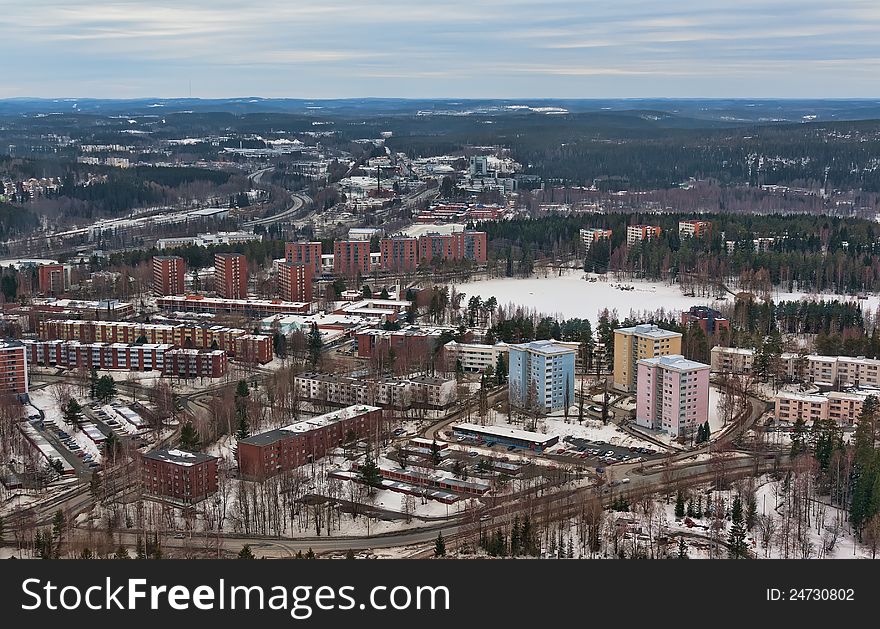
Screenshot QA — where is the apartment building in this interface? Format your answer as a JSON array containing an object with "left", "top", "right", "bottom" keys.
[
  {"left": 380, "top": 236, "right": 420, "bottom": 272},
  {"left": 151, "top": 256, "right": 185, "bottom": 296},
  {"left": 237, "top": 405, "right": 384, "bottom": 481},
  {"left": 678, "top": 220, "right": 711, "bottom": 239},
  {"left": 294, "top": 372, "right": 457, "bottom": 409},
  {"left": 626, "top": 225, "right": 662, "bottom": 245},
  {"left": 774, "top": 390, "right": 869, "bottom": 427},
  {"left": 355, "top": 327, "right": 448, "bottom": 360},
  {"left": 635, "top": 354, "right": 710, "bottom": 439},
  {"left": 214, "top": 253, "right": 248, "bottom": 299},
  {"left": 333, "top": 240, "right": 371, "bottom": 277},
  {"left": 141, "top": 449, "right": 218, "bottom": 504},
  {"left": 711, "top": 346, "right": 880, "bottom": 388},
  {"left": 710, "top": 346, "right": 756, "bottom": 374},
  {"left": 613, "top": 324, "right": 682, "bottom": 392},
  {"left": 162, "top": 348, "right": 228, "bottom": 378},
  {"left": 0, "top": 340, "right": 28, "bottom": 396},
  {"left": 38, "top": 263, "right": 67, "bottom": 296},
  {"left": 277, "top": 261, "right": 313, "bottom": 303},
  {"left": 156, "top": 295, "right": 311, "bottom": 317},
  {"left": 508, "top": 340, "right": 576, "bottom": 412},
  {"left": 443, "top": 340, "right": 508, "bottom": 372},
  {"left": 682, "top": 306, "right": 729, "bottom": 336},
  {"left": 579, "top": 228, "right": 612, "bottom": 252},
  {"left": 285, "top": 241, "right": 323, "bottom": 276}
]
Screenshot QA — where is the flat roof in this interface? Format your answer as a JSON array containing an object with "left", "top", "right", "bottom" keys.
[
  {"left": 453, "top": 422, "right": 558, "bottom": 444},
  {"left": 616, "top": 324, "right": 681, "bottom": 339},
  {"left": 143, "top": 449, "right": 216, "bottom": 466},
  {"left": 639, "top": 354, "right": 710, "bottom": 372},
  {"left": 240, "top": 405, "right": 381, "bottom": 447},
  {"left": 509, "top": 340, "right": 576, "bottom": 356}
]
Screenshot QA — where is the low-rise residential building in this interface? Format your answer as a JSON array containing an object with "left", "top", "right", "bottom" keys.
[
  {"left": 452, "top": 422, "right": 559, "bottom": 452},
  {"left": 334, "top": 298, "right": 411, "bottom": 322},
  {"left": 156, "top": 295, "right": 311, "bottom": 317},
  {"left": 141, "top": 449, "right": 219, "bottom": 503},
  {"left": 711, "top": 346, "right": 880, "bottom": 388},
  {"left": 294, "top": 372, "right": 457, "bottom": 409},
  {"left": 355, "top": 326, "right": 448, "bottom": 361},
  {"left": 443, "top": 340, "right": 508, "bottom": 372},
  {"left": 710, "top": 346, "right": 757, "bottom": 374},
  {"left": 23, "top": 339, "right": 228, "bottom": 377},
  {"left": 775, "top": 390, "right": 869, "bottom": 426},
  {"left": 38, "top": 319, "right": 271, "bottom": 362},
  {"left": 635, "top": 355, "right": 710, "bottom": 439},
  {"left": 237, "top": 405, "right": 384, "bottom": 481}
]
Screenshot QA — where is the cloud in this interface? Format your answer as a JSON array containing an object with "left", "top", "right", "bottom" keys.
[{"left": 2, "top": 0, "right": 880, "bottom": 97}]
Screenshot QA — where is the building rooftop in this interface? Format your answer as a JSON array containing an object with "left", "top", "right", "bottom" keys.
[
  {"left": 453, "top": 422, "right": 558, "bottom": 444},
  {"left": 640, "top": 354, "right": 710, "bottom": 372},
  {"left": 239, "top": 405, "right": 381, "bottom": 447},
  {"left": 509, "top": 339, "right": 576, "bottom": 356},
  {"left": 616, "top": 323, "right": 682, "bottom": 339},
  {"left": 143, "top": 449, "right": 216, "bottom": 467}
]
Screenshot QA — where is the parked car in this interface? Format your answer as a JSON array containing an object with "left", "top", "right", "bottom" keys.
[
  {"left": 468, "top": 451, "right": 479, "bottom": 457},
  {"left": 506, "top": 445, "right": 517, "bottom": 451}
]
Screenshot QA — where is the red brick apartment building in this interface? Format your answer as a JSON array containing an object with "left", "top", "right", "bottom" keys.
[
  {"left": 38, "top": 319, "right": 273, "bottom": 363},
  {"left": 37, "top": 264, "right": 66, "bottom": 296},
  {"left": 380, "top": 236, "right": 420, "bottom": 271},
  {"left": 155, "top": 295, "right": 311, "bottom": 317},
  {"left": 333, "top": 240, "right": 371, "bottom": 277},
  {"left": 285, "top": 241, "right": 323, "bottom": 276},
  {"left": 277, "top": 261, "right": 313, "bottom": 303},
  {"left": 0, "top": 340, "right": 28, "bottom": 396},
  {"left": 355, "top": 327, "right": 447, "bottom": 359},
  {"left": 140, "top": 449, "right": 218, "bottom": 503},
  {"left": 214, "top": 253, "right": 248, "bottom": 299},
  {"left": 237, "top": 405, "right": 383, "bottom": 481},
  {"left": 162, "top": 348, "right": 228, "bottom": 378},
  {"left": 417, "top": 231, "right": 488, "bottom": 264},
  {"left": 681, "top": 306, "right": 730, "bottom": 336},
  {"left": 151, "top": 256, "right": 186, "bottom": 296},
  {"left": 234, "top": 334, "right": 275, "bottom": 364}
]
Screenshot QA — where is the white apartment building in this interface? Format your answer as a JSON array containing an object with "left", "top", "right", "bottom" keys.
[
  {"left": 443, "top": 341, "right": 508, "bottom": 372},
  {"left": 711, "top": 346, "right": 880, "bottom": 388}
]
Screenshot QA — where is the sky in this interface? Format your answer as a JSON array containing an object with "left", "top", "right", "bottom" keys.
[{"left": 3, "top": 0, "right": 880, "bottom": 99}]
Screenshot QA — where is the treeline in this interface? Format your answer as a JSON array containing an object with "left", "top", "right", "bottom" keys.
[
  {"left": 480, "top": 212, "right": 880, "bottom": 294},
  {"left": 108, "top": 238, "right": 286, "bottom": 269},
  {"left": 0, "top": 202, "right": 39, "bottom": 241}
]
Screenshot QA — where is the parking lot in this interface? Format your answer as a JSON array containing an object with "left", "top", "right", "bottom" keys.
[{"left": 557, "top": 435, "right": 660, "bottom": 467}]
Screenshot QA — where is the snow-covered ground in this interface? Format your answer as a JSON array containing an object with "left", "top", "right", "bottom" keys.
[{"left": 448, "top": 270, "right": 880, "bottom": 324}]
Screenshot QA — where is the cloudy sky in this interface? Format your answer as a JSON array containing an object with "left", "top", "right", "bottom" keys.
[{"left": 3, "top": 0, "right": 880, "bottom": 98}]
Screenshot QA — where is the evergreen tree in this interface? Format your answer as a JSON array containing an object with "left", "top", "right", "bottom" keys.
[
  {"left": 238, "top": 545, "right": 255, "bottom": 559},
  {"left": 675, "top": 489, "right": 686, "bottom": 518},
  {"left": 434, "top": 532, "right": 446, "bottom": 557},
  {"left": 308, "top": 322, "right": 323, "bottom": 368},
  {"left": 62, "top": 399, "right": 83, "bottom": 429},
  {"left": 359, "top": 455, "right": 382, "bottom": 490},
  {"left": 728, "top": 496, "right": 748, "bottom": 559},
  {"left": 179, "top": 421, "right": 200, "bottom": 451},
  {"left": 114, "top": 546, "right": 131, "bottom": 559},
  {"left": 790, "top": 417, "right": 808, "bottom": 456},
  {"left": 94, "top": 375, "right": 117, "bottom": 403},
  {"left": 0, "top": 515, "right": 4, "bottom": 547},
  {"left": 235, "top": 380, "right": 251, "bottom": 440},
  {"left": 345, "top": 548, "right": 356, "bottom": 559}
]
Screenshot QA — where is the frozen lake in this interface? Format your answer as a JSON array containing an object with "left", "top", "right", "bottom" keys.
[{"left": 448, "top": 269, "right": 880, "bottom": 324}]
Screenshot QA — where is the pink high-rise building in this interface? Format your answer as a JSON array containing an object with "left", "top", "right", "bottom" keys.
[{"left": 635, "top": 354, "right": 709, "bottom": 440}]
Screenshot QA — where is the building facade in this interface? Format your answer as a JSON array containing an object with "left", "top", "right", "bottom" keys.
[
  {"left": 635, "top": 355, "right": 710, "bottom": 439},
  {"left": 443, "top": 340, "right": 508, "bottom": 372},
  {"left": 141, "top": 449, "right": 218, "bottom": 503},
  {"left": 508, "top": 340, "right": 576, "bottom": 412},
  {"left": 151, "top": 256, "right": 186, "bottom": 296},
  {"left": 0, "top": 340, "right": 28, "bottom": 396},
  {"left": 579, "top": 228, "right": 612, "bottom": 252},
  {"left": 380, "top": 236, "right": 420, "bottom": 272},
  {"left": 613, "top": 324, "right": 682, "bottom": 392},
  {"left": 237, "top": 405, "right": 384, "bottom": 481},
  {"left": 333, "top": 240, "right": 371, "bottom": 277},
  {"left": 156, "top": 295, "right": 311, "bottom": 317},
  {"left": 681, "top": 306, "right": 730, "bottom": 336},
  {"left": 285, "top": 241, "right": 323, "bottom": 276},
  {"left": 678, "top": 220, "right": 711, "bottom": 238},
  {"left": 38, "top": 263, "right": 67, "bottom": 296},
  {"left": 214, "top": 253, "right": 248, "bottom": 299},
  {"left": 626, "top": 225, "right": 662, "bottom": 245},
  {"left": 277, "top": 261, "right": 313, "bottom": 303}
]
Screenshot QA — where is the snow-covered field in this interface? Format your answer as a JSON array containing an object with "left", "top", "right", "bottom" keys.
[{"left": 448, "top": 270, "right": 880, "bottom": 323}]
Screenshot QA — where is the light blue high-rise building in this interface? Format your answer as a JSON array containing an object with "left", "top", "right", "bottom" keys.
[{"left": 508, "top": 340, "right": 576, "bottom": 412}]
